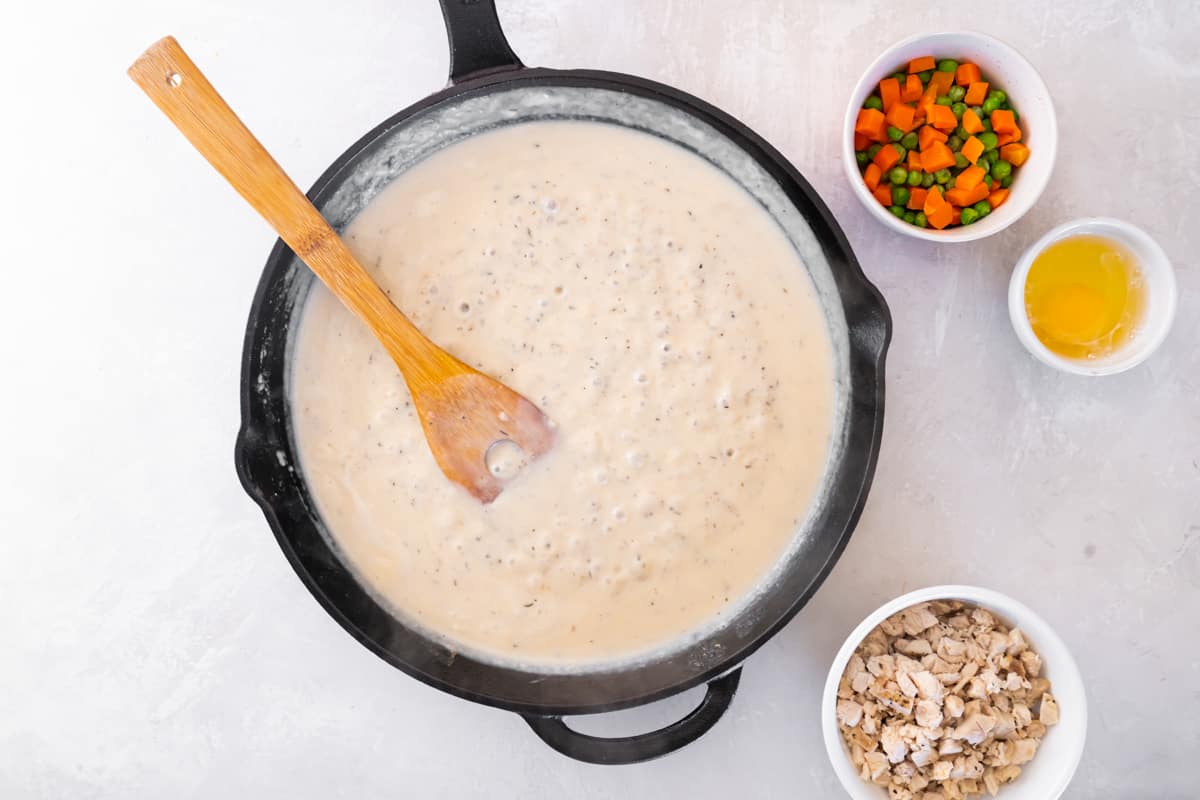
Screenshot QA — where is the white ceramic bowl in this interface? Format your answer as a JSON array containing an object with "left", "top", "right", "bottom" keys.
[
  {"left": 843, "top": 32, "right": 1057, "bottom": 242},
  {"left": 822, "top": 585, "right": 1087, "bottom": 800},
  {"left": 1008, "top": 217, "right": 1177, "bottom": 375}
]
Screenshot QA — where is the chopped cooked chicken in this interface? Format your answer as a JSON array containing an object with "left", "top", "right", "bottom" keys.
[
  {"left": 911, "top": 670, "right": 944, "bottom": 701},
  {"left": 1039, "top": 693, "right": 1060, "bottom": 726},
  {"left": 1009, "top": 737, "right": 1039, "bottom": 765},
  {"left": 837, "top": 698, "right": 864, "bottom": 728},
  {"left": 837, "top": 600, "right": 1056, "bottom": 799},
  {"left": 916, "top": 699, "right": 944, "bottom": 730},
  {"left": 952, "top": 713, "right": 997, "bottom": 745}
]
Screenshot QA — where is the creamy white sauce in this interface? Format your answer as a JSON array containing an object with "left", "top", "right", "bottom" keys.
[{"left": 291, "top": 120, "right": 836, "bottom": 667}]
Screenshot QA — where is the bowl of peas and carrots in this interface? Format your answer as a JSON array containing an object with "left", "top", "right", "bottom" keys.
[{"left": 843, "top": 32, "right": 1057, "bottom": 242}]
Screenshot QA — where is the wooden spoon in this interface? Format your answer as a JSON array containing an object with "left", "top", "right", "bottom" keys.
[{"left": 129, "top": 36, "right": 555, "bottom": 503}]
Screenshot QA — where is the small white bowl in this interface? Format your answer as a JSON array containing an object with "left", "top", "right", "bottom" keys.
[
  {"left": 822, "top": 585, "right": 1087, "bottom": 800},
  {"left": 843, "top": 32, "right": 1057, "bottom": 242},
  {"left": 1008, "top": 217, "right": 1177, "bottom": 375}
]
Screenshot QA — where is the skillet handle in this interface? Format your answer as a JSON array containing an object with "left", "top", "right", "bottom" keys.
[
  {"left": 520, "top": 668, "right": 742, "bottom": 764},
  {"left": 438, "top": 0, "right": 523, "bottom": 83}
]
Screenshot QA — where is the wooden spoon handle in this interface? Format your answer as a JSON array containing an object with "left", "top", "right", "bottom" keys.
[{"left": 128, "top": 36, "right": 462, "bottom": 385}]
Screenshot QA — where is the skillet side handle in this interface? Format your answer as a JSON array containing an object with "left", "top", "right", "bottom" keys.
[
  {"left": 520, "top": 668, "right": 742, "bottom": 764},
  {"left": 438, "top": 0, "right": 523, "bottom": 83}
]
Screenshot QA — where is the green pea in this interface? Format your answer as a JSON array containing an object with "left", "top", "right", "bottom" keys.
[
  {"left": 976, "top": 151, "right": 993, "bottom": 169},
  {"left": 889, "top": 166, "right": 908, "bottom": 185},
  {"left": 921, "top": 172, "right": 935, "bottom": 188},
  {"left": 947, "top": 134, "right": 963, "bottom": 150},
  {"left": 969, "top": 106, "right": 984, "bottom": 118},
  {"left": 1011, "top": 107, "right": 1020, "bottom": 123},
  {"left": 986, "top": 90, "right": 1007, "bottom": 105},
  {"left": 937, "top": 59, "right": 958, "bottom": 73},
  {"left": 867, "top": 143, "right": 883, "bottom": 158},
  {"left": 894, "top": 144, "right": 907, "bottom": 161},
  {"left": 981, "top": 119, "right": 993, "bottom": 133},
  {"left": 900, "top": 131, "right": 920, "bottom": 150},
  {"left": 856, "top": 151, "right": 870, "bottom": 166},
  {"left": 914, "top": 211, "right": 928, "bottom": 228},
  {"left": 935, "top": 95, "right": 953, "bottom": 106},
  {"left": 890, "top": 205, "right": 906, "bottom": 218},
  {"left": 934, "top": 169, "right": 952, "bottom": 184},
  {"left": 948, "top": 85, "right": 966, "bottom": 102},
  {"left": 892, "top": 72, "right": 907, "bottom": 83},
  {"left": 918, "top": 70, "right": 933, "bottom": 83},
  {"left": 1001, "top": 174, "right": 1014, "bottom": 188},
  {"left": 978, "top": 132, "right": 999, "bottom": 151},
  {"left": 960, "top": 207, "right": 980, "bottom": 225},
  {"left": 983, "top": 174, "right": 994, "bottom": 189},
  {"left": 863, "top": 95, "right": 884, "bottom": 111},
  {"left": 893, "top": 186, "right": 911, "bottom": 206},
  {"left": 981, "top": 97, "right": 1001, "bottom": 114},
  {"left": 887, "top": 125, "right": 905, "bottom": 142},
  {"left": 951, "top": 102, "right": 967, "bottom": 119},
  {"left": 991, "top": 160, "right": 1013, "bottom": 180},
  {"left": 903, "top": 211, "right": 916, "bottom": 224},
  {"left": 955, "top": 125, "right": 970, "bottom": 139},
  {"left": 973, "top": 200, "right": 992, "bottom": 217},
  {"left": 954, "top": 152, "right": 969, "bottom": 169},
  {"left": 907, "top": 169, "right": 924, "bottom": 186}
]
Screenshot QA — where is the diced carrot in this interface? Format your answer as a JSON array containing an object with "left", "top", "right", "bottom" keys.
[
  {"left": 964, "top": 81, "right": 989, "bottom": 105},
  {"left": 962, "top": 108, "right": 985, "bottom": 135},
  {"left": 988, "top": 187, "right": 1011, "bottom": 209},
  {"left": 996, "top": 125, "right": 1023, "bottom": 147},
  {"left": 927, "top": 104, "right": 958, "bottom": 131},
  {"left": 929, "top": 70, "right": 954, "bottom": 96},
  {"left": 923, "top": 185, "right": 943, "bottom": 214},
  {"left": 924, "top": 188, "right": 954, "bottom": 229},
  {"left": 873, "top": 143, "right": 902, "bottom": 171},
  {"left": 917, "top": 85, "right": 939, "bottom": 117},
  {"left": 879, "top": 77, "right": 901, "bottom": 112},
  {"left": 854, "top": 133, "right": 870, "bottom": 150},
  {"left": 991, "top": 109, "right": 1017, "bottom": 134},
  {"left": 952, "top": 208, "right": 962, "bottom": 225},
  {"left": 855, "top": 107, "right": 888, "bottom": 142},
  {"left": 1000, "top": 143, "right": 1030, "bottom": 166},
  {"left": 907, "top": 187, "right": 928, "bottom": 211},
  {"left": 873, "top": 184, "right": 893, "bottom": 206},
  {"left": 955, "top": 63, "right": 982, "bottom": 86},
  {"left": 945, "top": 183, "right": 989, "bottom": 206},
  {"left": 961, "top": 135, "right": 985, "bottom": 165},
  {"left": 921, "top": 141, "right": 956, "bottom": 172},
  {"left": 864, "top": 163, "right": 882, "bottom": 191},
  {"left": 955, "top": 165, "right": 986, "bottom": 191},
  {"left": 908, "top": 56, "right": 936, "bottom": 73},
  {"left": 918, "top": 125, "right": 947, "bottom": 150},
  {"left": 902, "top": 74, "right": 923, "bottom": 103},
  {"left": 885, "top": 103, "right": 917, "bottom": 132},
  {"left": 906, "top": 149, "right": 923, "bottom": 170}
]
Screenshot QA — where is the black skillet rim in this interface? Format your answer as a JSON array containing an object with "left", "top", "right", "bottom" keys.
[{"left": 235, "top": 65, "right": 891, "bottom": 717}]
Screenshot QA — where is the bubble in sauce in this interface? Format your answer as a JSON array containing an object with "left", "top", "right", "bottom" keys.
[{"left": 485, "top": 439, "right": 529, "bottom": 481}]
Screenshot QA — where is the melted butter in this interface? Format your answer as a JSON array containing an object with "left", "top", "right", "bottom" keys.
[
  {"left": 1025, "top": 235, "right": 1145, "bottom": 361},
  {"left": 290, "top": 121, "right": 835, "bottom": 666}
]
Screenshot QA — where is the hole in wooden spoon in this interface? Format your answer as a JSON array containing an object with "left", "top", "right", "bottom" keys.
[
  {"left": 485, "top": 439, "right": 529, "bottom": 482},
  {"left": 167, "top": 72, "right": 182, "bottom": 87}
]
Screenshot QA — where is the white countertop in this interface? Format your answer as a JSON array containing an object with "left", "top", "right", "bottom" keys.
[{"left": 3, "top": 0, "right": 1197, "bottom": 796}]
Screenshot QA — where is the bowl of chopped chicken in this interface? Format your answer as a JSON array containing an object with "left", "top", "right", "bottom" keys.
[{"left": 822, "top": 586, "right": 1086, "bottom": 800}]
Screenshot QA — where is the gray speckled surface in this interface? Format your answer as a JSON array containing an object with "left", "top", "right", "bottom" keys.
[{"left": 1, "top": 0, "right": 1196, "bottom": 797}]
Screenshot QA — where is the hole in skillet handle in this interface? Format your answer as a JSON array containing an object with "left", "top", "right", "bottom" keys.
[
  {"left": 520, "top": 668, "right": 743, "bottom": 764},
  {"left": 438, "top": 0, "right": 524, "bottom": 83}
]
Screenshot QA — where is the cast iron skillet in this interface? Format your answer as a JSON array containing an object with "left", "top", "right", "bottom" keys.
[{"left": 235, "top": 0, "right": 891, "bottom": 765}]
